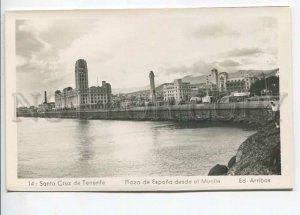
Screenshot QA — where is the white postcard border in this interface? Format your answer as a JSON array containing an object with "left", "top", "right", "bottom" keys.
[{"left": 5, "top": 7, "right": 294, "bottom": 191}]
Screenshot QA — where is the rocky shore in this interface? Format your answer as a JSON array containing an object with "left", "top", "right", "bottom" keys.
[{"left": 208, "top": 122, "right": 281, "bottom": 175}]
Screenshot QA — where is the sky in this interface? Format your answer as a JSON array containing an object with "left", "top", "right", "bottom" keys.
[{"left": 16, "top": 8, "right": 278, "bottom": 101}]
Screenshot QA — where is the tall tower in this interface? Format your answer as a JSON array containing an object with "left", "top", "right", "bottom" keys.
[
  {"left": 211, "top": 68, "right": 218, "bottom": 85},
  {"left": 149, "top": 71, "right": 156, "bottom": 103},
  {"left": 44, "top": 91, "right": 47, "bottom": 104},
  {"left": 218, "top": 73, "right": 228, "bottom": 92},
  {"left": 75, "top": 59, "right": 89, "bottom": 89}
]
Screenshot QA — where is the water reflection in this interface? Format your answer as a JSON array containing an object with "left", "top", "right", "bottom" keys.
[
  {"left": 74, "top": 120, "right": 95, "bottom": 176},
  {"left": 151, "top": 125, "right": 161, "bottom": 146}
]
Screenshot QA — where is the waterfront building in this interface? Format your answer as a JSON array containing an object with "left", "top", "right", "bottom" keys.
[
  {"left": 120, "top": 100, "right": 132, "bottom": 109},
  {"left": 16, "top": 106, "right": 37, "bottom": 115},
  {"left": 190, "top": 83, "right": 207, "bottom": 97},
  {"left": 226, "top": 74, "right": 257, "bottom": 93},
  {"left": 38, "top": 91, "right": 55, "bottom": 112},
  {"left": 205, "top": 68, "right": 258, "bottom": 95},
  {"left": 38, "top": 102, "right": 55, "bottom": 112},
  {"left": 163, "top": 79, "right": 191, "bottom": 103},
  {"left": 149, "top": 71, "right": 156, "bottom": 103},
  {"left": 226, "top": 73, "right": 257, "bottom": 93},
  {"left": 218, "top": 72, "right": 228, "bottom": 92},
  {"left": 55, "top": 59, "right": 112, "bottom": 109},
  {"left": 265, "top": 68, "right": 279, "bottom": 78}
]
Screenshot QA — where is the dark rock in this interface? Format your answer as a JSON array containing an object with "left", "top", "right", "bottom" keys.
[
  {"left": 208, "top": 164, "right": 228, "bottom": 176},
  {"left": 227, "top": 156, "right": 236, "bottom": 168},
  {"left": 228, "top": 123, "right": 281, "bottom": 175}
]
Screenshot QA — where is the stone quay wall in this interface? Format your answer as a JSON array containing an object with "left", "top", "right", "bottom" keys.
[{"left": 17, "top": 101, "right": 273, "bottom": 125}]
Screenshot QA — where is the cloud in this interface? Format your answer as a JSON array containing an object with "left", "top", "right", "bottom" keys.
[
  {"left": 264, "top": 47, "right": 278, "bottom": 55},
  {"left": 191, "top": 60, "right": 219, "bottom": 74},
  {"left": 259, "top": 17, "right": 277, "bottom": 29},
  {"left": 163, "top": 65, "right": 190, "bottom": 76},
  {"left": 39, "top": 19, "right": 98, "bottom": 51},
  {"left": 219, "top": 48, "right": 263, "bottom": 57},
  {"left": 16, "top": 24, "right": 47, "bottom": 59},
  {"left": 15, "top": 10, "right": 279, "bottom": 97},
  {"left": 218, "top": 59, "right": 241, "bottom": 67},
  {"left": 162, "top": 60, "right": 219, "bottom": 76},
  {"left": 15, "top": 19, "right": 100, "bottom": 95},
  {"left": 16, "top": 55, "right": 28, "bottom": 67},
  {"left": 240, "top": 58, "right": 253, "bottom": 65},
  {"left": 162, "top": 59, "right": 243, "bottom": 77},
  {"left": 16, "top": 19, "right": 97, "bottom": 66},
  {"left": 192, "top": 23, "right": 240, "bottom": 38}
]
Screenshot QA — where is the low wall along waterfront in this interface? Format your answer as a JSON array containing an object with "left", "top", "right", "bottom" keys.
[{"left": 17, "top": 101, "right": 273, "bottom": 125}]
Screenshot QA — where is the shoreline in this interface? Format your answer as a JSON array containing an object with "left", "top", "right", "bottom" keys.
[
  {"left": 16, "top": 101, "right": 272, "bottom": 126},
  {"left": 16, "top": 115, "right": 260, "bottom": 130},
  {"left": 208, "top": 122, "right": 281, "bottom": 176}
]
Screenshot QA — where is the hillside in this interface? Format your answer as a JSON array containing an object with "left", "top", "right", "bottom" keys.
[{"left": 125, "top": 83, "right": 166, "bottom": 97}]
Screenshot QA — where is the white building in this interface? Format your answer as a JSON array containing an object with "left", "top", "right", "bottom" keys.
[
  {"left": 55, "top": 59, "right": 111, "bottom": 109},
  {"left": 163, "top": 79, "right": 191, "bottom": 103},
  {"left": 207, "top": 68, "right": 258, "bottom": 94}
]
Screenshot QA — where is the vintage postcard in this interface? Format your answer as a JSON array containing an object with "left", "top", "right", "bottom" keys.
[{"left": 5, "top": 7, "right": 293, "bottom": 191}]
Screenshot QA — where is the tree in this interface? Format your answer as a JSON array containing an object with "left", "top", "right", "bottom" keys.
[
  {"left": 250, "top": 76, "right": 279, "bottom": 96},
  {"left": 168, "top": 98, "right": 175, "bottom": 105},
  {"left": 266, "top": 76, "right": 279, "bottom": 96}
]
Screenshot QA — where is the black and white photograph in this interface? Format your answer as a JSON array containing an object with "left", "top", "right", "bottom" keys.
[{"left": 5, "top": 7, "right": 293, "bottom": 191}]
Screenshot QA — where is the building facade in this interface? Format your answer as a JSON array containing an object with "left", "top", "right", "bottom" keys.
[
  {"left": 55, "top": 59, "right": 112, "bottom": 110},
  {"left": 37, "top": 91, "right": 55, "bottom": 112},
  {"left": 190, "top": 83, "right": 207, "bottom": 97},
  {"left": 205, "top": 69, "right": 258, "bottom": 95},
  {"left": 163, "top": 79, "right": 191, "bottom": 103}
]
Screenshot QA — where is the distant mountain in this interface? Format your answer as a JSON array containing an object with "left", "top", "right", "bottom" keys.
[
  {"left": 112, "top": 86, "right": 148, "bottom": 94},
  {"left": 182, "top": 75, "right": 207, "bottom": 84},
  {"left": 226, "top": 69, "right": 278, "bottom": 79},
  {"left": 125, "top": 84, "right": 166, "bottom": 97}
]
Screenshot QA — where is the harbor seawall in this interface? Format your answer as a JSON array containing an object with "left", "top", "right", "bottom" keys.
[{"left": 17, "top": 102, "right": 272, "bottom": 125}]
